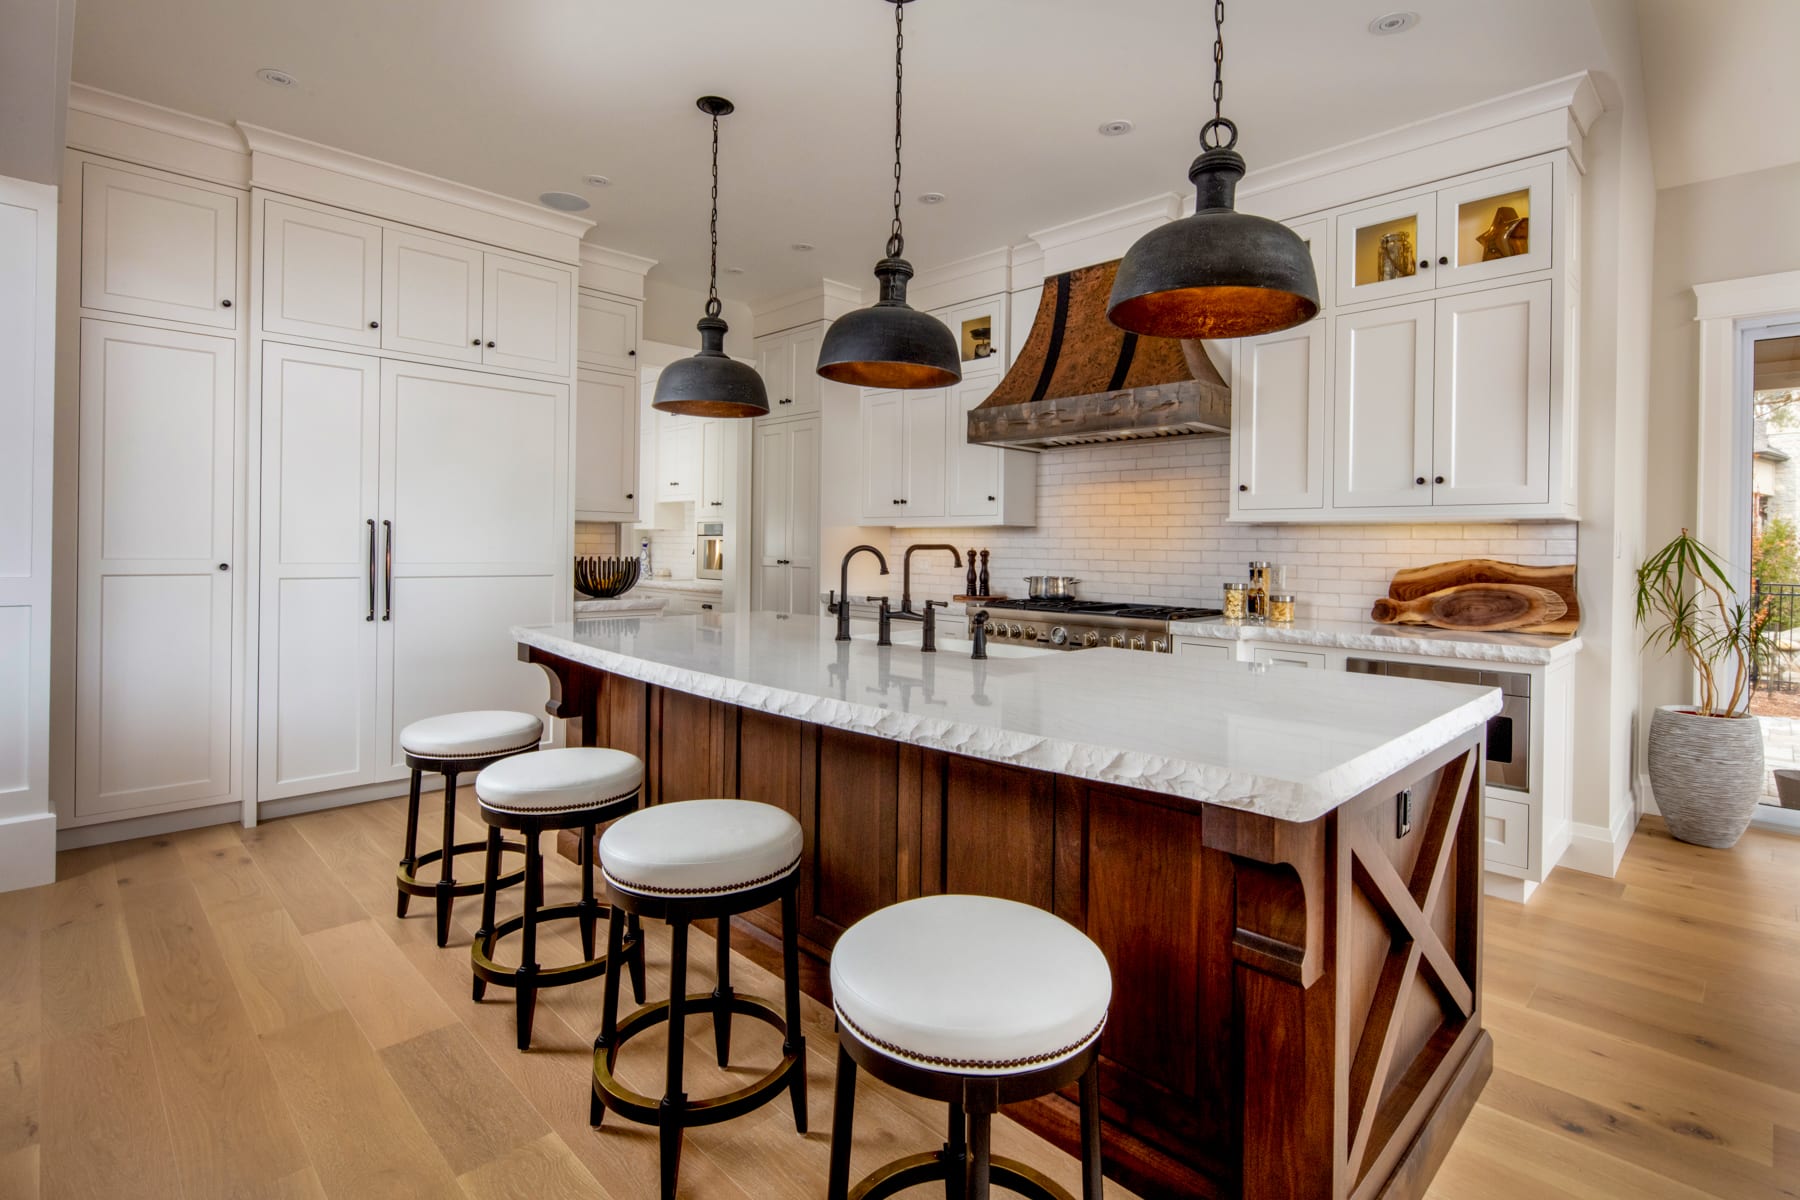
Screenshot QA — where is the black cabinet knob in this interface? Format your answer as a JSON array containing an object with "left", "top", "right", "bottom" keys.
[
  {"left": 218, "top": 562, "right": 229, "bottom": 571},
  {"left": 369, "top": 320, "right": 379, "bottom": 329},
  {"left": 628, "top": 349, "right": 636, "bottom": 356},
  {"left": 472, "top": 338, "right": 482, "bottom": 346},
  {"left": 780, "top": 397, "right": 792, "bottom": 404},
  {"left": 486, "top": 340, "right": 496, "bottom": 348},
  {"left": 625, "top": 492, "right": 633, "bottom": 500},
  {"left": 1416, "top": 476, "right": 1426, "bottom": 485},
  {"left": 220, "top": 298, "right": 232, "bottom": 308},
  {"left": 1418, "top": 260, "right": 1430, "bottom": 270},
  {"left": 1438, "top": 256, "right": 1449, "bottom": 266},
  {"left": 1435, "top": 475, "right": 1445, "bottom": 485},
  {"left": 987, "top": 495, "right": 996, "bottom": 502},
  {"left": 1238, "top": 483, "right": 1249, "bottom": 492}
]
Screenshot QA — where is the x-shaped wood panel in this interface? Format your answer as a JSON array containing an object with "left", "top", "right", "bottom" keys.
[{"left": 1344, "top": 748, "right": 1478, "bottom": 1177}]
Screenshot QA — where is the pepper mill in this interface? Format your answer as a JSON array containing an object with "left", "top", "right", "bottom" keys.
[
  {"left": 977, "top": 549, "right": 991, "bottom": 598},
  {"left": 966, "top": 549, "right": 978, "bottom": 597}
]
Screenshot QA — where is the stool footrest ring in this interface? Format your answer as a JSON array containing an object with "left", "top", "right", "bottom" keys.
[
  {"left": 399, "top": 839, "right": 525, "bottom": 899},
  {"left": 593, "top": 991, "right": 802, "bottom": 1129},
  {"left": 848, "top": 1149, "right": 1075, "bottom": 1200},
  {"left": 471, "top": 901, "right": 633, "bottom": 989}
]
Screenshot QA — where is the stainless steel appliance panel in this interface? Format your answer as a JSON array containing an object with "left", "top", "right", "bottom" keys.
[
  {"left": 696, "top": 521, "right": 724, "bottom": 581},
  {"left": 1346, "top": 657, "right": 1530, "bottom": 791}
]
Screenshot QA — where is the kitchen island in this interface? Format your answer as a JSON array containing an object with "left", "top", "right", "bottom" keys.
[{"left": 516, "top": 612, "right": 1500, "bottom": 1200}]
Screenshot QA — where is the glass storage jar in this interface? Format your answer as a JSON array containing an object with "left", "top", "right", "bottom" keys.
[
  {"left": 1269, "top": 593, "right": 1296, "bottom": 624},
  {"left": 1222, "top": 581, "right": 1249, "bottom": 622}
]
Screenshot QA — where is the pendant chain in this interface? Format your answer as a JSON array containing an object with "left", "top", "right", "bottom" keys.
[
  {"left": 707, "top": 109, "right": 722, "bottom": 317},
  {"left": 888, "top": 0, "right": 905, "bottom": 259},
  {"left": 1212, "top": 0, "right": 1225, "bottom": 126}
]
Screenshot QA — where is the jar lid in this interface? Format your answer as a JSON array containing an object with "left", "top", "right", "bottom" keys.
[
  {"left": 1269, "top": 593, "right": 1296, "bottom": 602},
  {"left": 1247, "top": 560, "right": 1272, "bottom": 568},
  {"left": 1223, "top": 581, "right": 1249, "bottom": 590}
]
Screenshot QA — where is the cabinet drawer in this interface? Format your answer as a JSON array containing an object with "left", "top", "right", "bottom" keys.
[
  {"left": 1483, "top": 792, "right": 1531, "bottom": 870},
  {"left": 1251, "top": 646, "right": 1327, "bottom": 670},
  {"left": 1175, "top": 638, "right": 1234, "bottom": 662}
]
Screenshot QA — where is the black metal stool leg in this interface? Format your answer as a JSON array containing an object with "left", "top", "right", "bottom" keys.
[
  {"left": 660, "top": 919, "right": 690, "bottom": 1200},
  {"left": 434, "top": 770, "right": 459, "bottom": 946},
  {"left": 947, "top": 1099, "right": 969, "bottom": 1200},
  {"left": 397, "top": 768, "right": 423, "bottom": 917},
  {"left": 592, "top": 903, "right": 626, "bottom": 1128},
  {"left": 712, "top": 917, "right": 733, "bottom": 1067},
  {"left": 578, "top": 824, "right": 598, "bottom": 962},
  {"left": 473, "top": 825, "right": 502, "bottom": 1002},
  {"left": 627, "top": 912, "right": 647, "bottom": 1004},
  {"left": 781, "top": 888, "right": 807, "bottom": 1133},
  {"left": 967, "top": 1105, "right": 993, "bottom": 1200},
  {"left": 827, "top": 1042, "right": 858, "bottom": 1200},
  {"left": 1079, "top": 1056, "right": 1102, "bottom": 1200},
  {"left": 515, "top": 828, "right": 541, "bottom": 1051}
]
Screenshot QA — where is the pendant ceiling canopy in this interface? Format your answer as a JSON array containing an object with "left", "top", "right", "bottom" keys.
[
  {"left": 653, "top": 95, "right": 769, "bottom": 418},
  {"left": 816, "top": 0, "right": 961, "bottom": 390},
  {"left": 1107, "top": 1, "right": 1319, "bottom": 341}
]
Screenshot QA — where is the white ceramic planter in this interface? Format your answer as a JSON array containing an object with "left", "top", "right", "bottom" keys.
[{"left": 1646, "top": 704, "right": 1766, "bottom": 849}]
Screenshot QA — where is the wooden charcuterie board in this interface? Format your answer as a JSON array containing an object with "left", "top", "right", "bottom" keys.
[
  {"left": 953, "top": 595, "right": 1008, "bottom": 603},
  {"left": 1371, "top": 584, "right": 1568, "bottom": 632},
  {"left": 1387, "top": 559, "right": 1578, "bottom": 635}
]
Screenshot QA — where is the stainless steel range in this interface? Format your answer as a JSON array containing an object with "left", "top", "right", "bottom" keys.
[{"left": 964, "top": 598, "right": 1222, "bottom": 653}]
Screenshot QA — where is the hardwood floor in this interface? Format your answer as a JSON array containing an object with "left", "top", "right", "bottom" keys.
[{"left": 2, "top": 802, "right": 1795, "bottom": 1198}]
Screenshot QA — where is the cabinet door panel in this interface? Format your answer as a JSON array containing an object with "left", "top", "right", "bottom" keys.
[
  {"left": 759, "top": 335, "right": 796, "bottom": 411},
  {"left": 1433, "top": 281, "right": 1551, "bottom": 505},
  {"left": 657, "top": 420, "right": 701, "bottom": 502},
  {"left": 258, "top": 345, "right": 380, "bottom": 799},
  {"left": 754, "top": 421, "right": 792, "bottom": 571},
  {"left": 947, "top": 376, "right": 1002, "bottom": 517},
  {"left": 483, "top": 253, "right": 572, "bottom": 375},
  {"left": 76, "top": 321, "right": 236, "bottom": 817},
  {"left": 901, "top": 390, "right": 947, "bottom": 519},
  {"left": 381, "top": 231, "right": 483, "bottom": 362},
  {"left": 1435, "top": 162, "right": 1553, "bottom": 288},
  {"left": 576, "top": 291, "right": 639, "bottom": 371},
  {"left": 940, "top": 758, "right": 1053, "bottom": 908},
  {"left": 262, "top": 200, "right": 382, "bottom": 346},
  {"left": 786, "top": 421, "right": 820, "bottom": 577},
  {"left": 785, "top": 326, "right": 823, "bottom": 416},
  {"left": 1234, "top": 321, "right": 1326, "bottom": 510},
  {"left": 860, "top": 392, "right": 904, "bottom": 519},
  {"left": 801, "top": 728, "right": 898, "bottom": 947},
  {"left": 575, "top": 369, "right": 638, "bottom": 519},
  {"left": 1332, "top": 300, "right": 1434, "bottom": 508},
  {"left": 700, "top": 420, "right": 729, "bottom": 517},
  {"left": 1335, "top": 191, "right": 1435, "bottom": 306},
  {"left": 81, "top": 161, "right": 238, "bottom": 328}
]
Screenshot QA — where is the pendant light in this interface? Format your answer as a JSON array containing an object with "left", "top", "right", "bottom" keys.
[
  {"left": 653, "top": 96, "right": 769, "bottom": 418},
  {"left": 816, "top": 0, "right": 961, "bottom": 390},
  {"left": 1107, "top": 0, "right": 1319, "bottom": 340}
]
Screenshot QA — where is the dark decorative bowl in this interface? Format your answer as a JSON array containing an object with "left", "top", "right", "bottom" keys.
[{"left": 574, "top": 556, "right": 642, "bottom": 599}]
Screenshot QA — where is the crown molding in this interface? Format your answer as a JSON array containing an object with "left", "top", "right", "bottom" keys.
[
  {"left": 64, "top": 83, "right": 250, "bottom": 186},
  {"left": 68, "top": 83, "right": 243, "bottom": 151},
  {"left": 580, "top": 243, "right": 657, "bottom": 275},
  {"left": 579, "top": 243, "right": 658, "bottom": 298},
  {"left": 907, "top": 247, "right": 1012, "bottom": 313},
  {"left": 1028, "top": 194, "right": 1181, "bottom": 277},
  {"left": 750, "top": 279, "right": 862, "bottom": 336}
]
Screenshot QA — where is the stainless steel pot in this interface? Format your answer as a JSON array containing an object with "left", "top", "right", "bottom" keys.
[{"left": 1024, "top": 575, "right": 1080, "bottom": 599}]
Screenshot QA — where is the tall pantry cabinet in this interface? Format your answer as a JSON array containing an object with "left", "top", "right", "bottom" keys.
[{"left": 61, "top": 117, "right": 589, "bottom": 836}]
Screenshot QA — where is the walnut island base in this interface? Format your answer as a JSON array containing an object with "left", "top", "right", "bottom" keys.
[{"left": 516, "top": 613, "right": 1496, "bottom": 1200}]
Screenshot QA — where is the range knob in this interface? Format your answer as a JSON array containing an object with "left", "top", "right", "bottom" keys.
[
  {"left": 1108, "top": 633, "right": 1126, "bottom": 649},
  {"left": 1007, "top": 623, "right": 1023, "bottom": 638},
  {"left": 1080, "top": 630, "right": 1100, "bottom": 648},
  {"left": 1049, "top": 625, "right": 1070, "bottom": 646},
  {"left": 1022, "top": 624, "right": 1039, "bottom": 640},
  {"left": 1128, "top": 634, "right": 1147, "bottom": 651}
]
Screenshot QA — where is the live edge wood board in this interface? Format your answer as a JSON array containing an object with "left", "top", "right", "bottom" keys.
[{"left": 523, "top": 643, "right": 1491, "bottom": 1200}]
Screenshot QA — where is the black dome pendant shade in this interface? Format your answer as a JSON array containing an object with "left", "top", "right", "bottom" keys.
[
  {"left": 653, "top": 96, "right": 769, "bottom": 418},
  {"left": 816, "top": 0, "right": 961, "bottom": 390},
  {"left": 1107, "top": 3, "right": 1319, "bottom": 340}
]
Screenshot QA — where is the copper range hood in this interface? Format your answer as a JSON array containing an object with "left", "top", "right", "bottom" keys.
[{"left": 967, "top": 259, "right": 1230, "bottom": 451}]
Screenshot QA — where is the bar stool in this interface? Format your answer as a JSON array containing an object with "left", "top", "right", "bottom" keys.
[
  {"left": 591, "top": 799, "right": 808, "bottom": 1200},
  {"left": 471, "top": 747, "right": 648, "bottom": 1050},
  {"left": 826, "top": 894, "right": 1111, "bottom": 1200},
  {"left": 397, "top": 710, "right": 543, "bottom": 946}
]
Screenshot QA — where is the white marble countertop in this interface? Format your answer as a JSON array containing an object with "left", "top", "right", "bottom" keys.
[
  {"left": 514, "top": 612, "right": 1501, "bottom": 823},
  {"left": 632, "top": 579, "right": 724, "bottom": 596},
  {"left": 573, "top": 595, "right": 668, "bottom": 615},
  {"left": 1167, "top": 616, "right": 1582, "bottom": 665}
]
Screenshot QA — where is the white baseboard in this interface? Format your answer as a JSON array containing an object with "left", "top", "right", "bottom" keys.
[
  {"left": 0, "top": 811, "right": 58, "bottom": 892},
  {"left": 56, "top": 801, "right": 240, "bottom": 851},
  {"left": 1483, "top": 872, "right": 1538, "bottom": 904},
  {"left": 258, "top": 779, "right": 410, "bottom": 822},
  {"left": 1559, "top": 789, "right": 1640, "bottom": 878}
]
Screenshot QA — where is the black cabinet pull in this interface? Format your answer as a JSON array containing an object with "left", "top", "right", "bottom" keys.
[
  {"left": 1435, "top": 475, "right": 1445, "bottom": 485},
  {"left": 779, "top": 397, "right": 792, "bottom": 404},
  {"left": 1238, "top": 483, "right": 1249, "bottom": 492},
  {"left": 628, "top": 349, "right": 636, "bottom": 356},
  {"left": 625, "top": 492, "right": 633, "bottom": 500},
  {"left": 217, "top": 562, "right": 229, "bottom": 571},
  {"left": 1418, "top": 259, "right": 1430, "bottom": 270},
  {"left": 1415, "top": 476, "right": 1427, "bottom": 485},
  {"left": 366, "top": 519, "right": 376, "bottom": 621},
  {"left": 382, "top": 520, "right": 393, "bottom": 621},
  {"left": 486, "top": 340, "right": 496, "bottom": 348},
  {"left": 987, "top": 495, "right": 996, "bottom": 502},
  {"left": 472, "top": 338, "right": 482, "bottom": 346},
  {"left": 1437, "top": 255, "right": 1449, "bottom": 266},
  {"left": 220, "top": 298, "right": 232, "bottom": 308},
  {"left": 369, "top": 320, "right": 379, "bottom": 329}
]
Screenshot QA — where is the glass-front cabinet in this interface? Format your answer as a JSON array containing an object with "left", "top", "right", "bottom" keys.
[{"left": 1335, "top": 161, "right": 1552, "bottom": 305}]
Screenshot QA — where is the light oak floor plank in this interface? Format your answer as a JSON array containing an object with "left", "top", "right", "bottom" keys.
[{"left": 37, "top": 1018, "right": 182, "bottom": 1200}]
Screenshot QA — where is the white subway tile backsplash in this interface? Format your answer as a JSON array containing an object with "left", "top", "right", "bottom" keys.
[{"left": 890, "top": 438, "right": 1577, "bottom": 618}]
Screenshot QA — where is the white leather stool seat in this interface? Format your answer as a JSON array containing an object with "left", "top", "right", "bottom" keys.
[
  {"left": 475, "top": 747, "right": 643, "bottom": 815},
  {"left": 831, "top": 895, "right": 1111, "bottom": 1075},
  {"left": 600, "top": 799, "right": 802, "bottom": 898},
  {"left": 400, "top": 710, "right": 543, "bottom": 760}
]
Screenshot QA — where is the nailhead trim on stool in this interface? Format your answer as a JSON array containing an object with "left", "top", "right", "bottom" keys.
[
  {"left": 826, "top": 895, "right": 1112, "bottom": 1200},
  {"left": 590, "top": 799, "right": 808, "bottom": 1200}
]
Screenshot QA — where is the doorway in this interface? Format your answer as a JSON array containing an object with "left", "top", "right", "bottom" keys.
[{"left": 1741, "top": 323, "right": 1800, "bottom": 804}]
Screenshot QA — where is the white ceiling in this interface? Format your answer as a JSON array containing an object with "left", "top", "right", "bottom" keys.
[
  {"left": 72, "top": 0, "right": 1611, "bottom": 300},
  {"left": 1636, "top": 0, "right": 1800, "bottom": 192}
]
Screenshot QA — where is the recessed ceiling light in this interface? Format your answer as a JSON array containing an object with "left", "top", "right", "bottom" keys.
[
  {"left": 538, "top": 191, "right": 591, "bottom": 212},
  {"left": 583, "top": 174, "right": 612, "bottom": 188},
  {"left": 1367, "top": 11, "right": 1419, "bottom": 35},
  {"left": 256, "top": 67, "right": 297, "bottom": 87},
  {"left": 791, "top": 242, "right": 815, "bottom": 252},
  {"left": 1098, "top": 119, "right": 1135, "bottom": 137},
  {"left": 918, "top": 192, "right": 946, "bottom": 205}
]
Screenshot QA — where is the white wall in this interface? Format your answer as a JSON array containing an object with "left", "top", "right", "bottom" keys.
[
  {"left": 0, "top": 0, "right": 75, "bottom": 185},
  {"left": 643, "top": 277, "right": 753, "bottom": 359}
]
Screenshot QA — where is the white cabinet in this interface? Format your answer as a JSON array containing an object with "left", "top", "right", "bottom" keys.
[
  {"left": 482, "top": 251, "right": 573, "bottom": 376},
  {"left": 574, "top": 368, "right": 639, "bottom": 520},
  {"left": 700, "top": 420, "right": 731, "bottom": 518},
  {"left": 945, "top": 375, "right": 1002, "bottom": 518},
  {"left": 577, "top": 290, "right": 640, "bottom": 371},
  {"left": 1232, "top": 319, "right": 1328, "bottom": 511},
  {"left": 657, "top": 416, "right": 702, "bottom": 502},
  {"left": 76, "top": 320, "right": 239, "bottom": 819},
  {"left": 1174, "top": 638, "right": 1233, "bottom": 663},
  {"left": 1333, "top": 299, "right": 1435, "bottom": 508},
  {"left": 81, "top": 161, "right": 239, "bottom": 328},
  {"left": 1251, "top": 646, "right": 1328, "bottom": 670},
  {"left": 261, "top": 199, "right": 382, "bottom": 346},
  {"left": 753, "top": 417, "right": 820, "bottom": 615},
  {"left": 860, "top": 391, "right": 904, "bottom": 518},
  {"left": 1432, "top": 281, "right": 1551, "bottom": 505},
  {"left": 381, "top": 230, "right": 484, "bottom": 363},
  {"left": 859, "top": 386, "right": 945, "bottom": 519},
  {"left": 755, "top": 324, "right": 823, "bottom": 417}
]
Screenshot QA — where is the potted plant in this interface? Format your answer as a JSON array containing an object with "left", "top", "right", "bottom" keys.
[{"left": 1637, "top": 529, "right": 1774, "bottom": 848}]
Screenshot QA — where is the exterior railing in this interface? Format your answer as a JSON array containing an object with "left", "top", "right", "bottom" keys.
[{"left": 1753, "top": 580, "right": 1800, "bottom": 692}]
